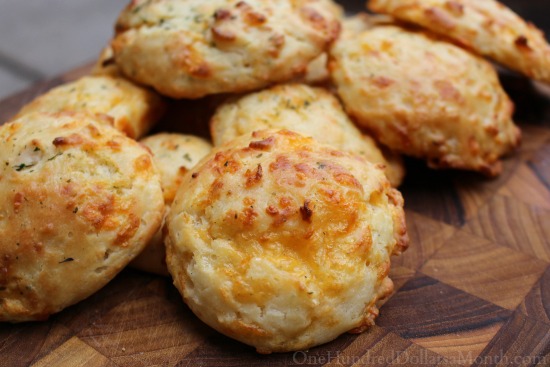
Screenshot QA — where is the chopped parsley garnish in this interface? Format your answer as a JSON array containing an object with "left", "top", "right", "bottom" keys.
[
  {"left": 14, "top": 163, "right": 36, "bottom": 171},
  {"left": 47, "top": 152, "right": 63, "bottom": 161}
]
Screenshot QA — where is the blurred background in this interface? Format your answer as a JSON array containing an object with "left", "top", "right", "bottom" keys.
[{"left": 0, "top": 0, "right": 547, "bottom": 99}]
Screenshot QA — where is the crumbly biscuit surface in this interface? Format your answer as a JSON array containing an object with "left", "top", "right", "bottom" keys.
[
  {"left": 112, "top": 0, "right": 341, "bottom": 98},
  {"left": 330, "top": 25, "right": 520, "bottom": 175},
  {"left": 166, "top": 130, "right": 407, "bottom": 353},
  {"left": 368, "top": 0, "right": 550, "bottom": 83},
  {"left": 12, "top": 75, "right": 165, "bottom": 140},
  {"left": 131, "top": 133, "right": 212, "bottom": 276},
  {"left": 210, "top": 83, "right": 404, "bottom": 186},
  {"left": 0, "top": 112, "right": 164, "bottom": 322}
]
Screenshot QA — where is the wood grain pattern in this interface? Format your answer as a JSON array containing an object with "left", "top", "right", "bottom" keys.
[
  {"left": 464, "top": 195, "right": 550, "bottom": 262},
  {"left": 376, "top": 274, "right": 512, "bottom": 363},
  {"left": 421, "top": 230, "right": 549, "bottom": 310},
  {"left": 472, "top": 312, "right": 550, "bottom": 367},
  {"left": 518, "top": 267, "right": 550, "bottom": 325},
  {"left": 393, "top": 211, "right": 456, "bottom": 270},
  {"left": 32, "top": 337, "right": 115, "bottom": 367},
  {"left": 1, "top": 1, "right": 550, "bottom": 364}
]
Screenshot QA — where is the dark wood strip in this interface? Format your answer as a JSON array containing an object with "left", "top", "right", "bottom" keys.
[
  {"left": 518, "top": 266, "right": 550, "bottom": 325},
  {"left": 473, "top": 311, "right": 550, "bottom": 367},
  {"left": 377, "top": 274, "right": 512, "bottom": 339},
  {"left": 463, "top": 195, "right": 550, "bottom": 263},
  {"left": 400, "top": 158, "right": 466, "bottom": 227},
  {"left": 0, "top": 322, "right": 53, "bottom": 367},
  {"left": 422, "top": 229, "right": 549, "bottom": 310},
  {"left": 528, "top": 144, "right": 550, "bottom": 194}
]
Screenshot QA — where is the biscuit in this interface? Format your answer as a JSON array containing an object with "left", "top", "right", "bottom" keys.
[
  {"left": 111, "top": 0, "right": 340, "bottom": 98},
  {"left": 368, "top": 0, "right": 550, "bottom": 84},
  {"left": 210, "top": 83, "right": 404, "bottom": 186},
  {"left": 329, "top": 24, "right": 521, "bottom": 176},
  {"left": 12, "top": 75, "right": 166, "bottom": 140},
  {"left": 131, "top": 133, "right": 212, "bottom": 276},
  {"left": 165, "top": 130, "right": 408, "bottom": 353},
  {"left": 0, "top": 112, "right": 164, "bottom": 322}
]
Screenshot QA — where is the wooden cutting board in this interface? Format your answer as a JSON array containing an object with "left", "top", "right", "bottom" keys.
[{"left": 0, "top": 62, "right": 549, "bottom": 367}]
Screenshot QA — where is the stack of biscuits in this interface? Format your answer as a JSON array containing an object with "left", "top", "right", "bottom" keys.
[{"left": 1, "top": 0, "right": 548, "bottom": 355}]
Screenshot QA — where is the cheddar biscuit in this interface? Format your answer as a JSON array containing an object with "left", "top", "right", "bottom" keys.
[
  {"left": 112, "top": 0, "right": 340, "bottom": 98},
  {"left": 329, "top": 25, "right": 520, "bottom": 176},
  {"left": 131, "top": 133, "right": 212, "bottom": 276},
  {"left": 12, "top": 75, "right": 166, "bottom": 140},
  {"left": 0, "top": 112, "right": 164, "bottom": 322},
  {"left": 368, "top": 0, "right": 550, "bottom": 83},
  {"left": 166, "top": 130, "right": 408, "bottom": 353},
  {"left": 210, "top": 83, "right": 404, "bottom": 186}
]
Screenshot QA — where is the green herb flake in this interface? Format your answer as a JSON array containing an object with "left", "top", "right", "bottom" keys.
[
  {"left": 59, "top": 257, "right": 74, "bottom": 264},
  {"left": 33, "top": 147, "right": 41, "bottom": 152},
  {"left": 48, "top": 152, "right": 63, "bottom": 161},
  {"left": 73, "top": 207, "right": 79, "bottom": 214},
  {"left": 183, "top": 153, "right": 192, "bottom": 162},
  {"left": 14, "top": 163, "right": 36, "bottom": 171}
]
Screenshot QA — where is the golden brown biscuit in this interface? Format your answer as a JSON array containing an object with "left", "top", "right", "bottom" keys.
[
  {"left": 210, "top": 83, "right": 404, "bottom": 186},
  {"left": 112, "top": 0, "right": 340, "bottom": 98},
  {"left": 131, "top": 133, "right": 212, "bottom": 276},
  {"left": 329, "top": 24, "right": 521, "bottom": 176},
  {"left": 12, "top": 75, "right": 166, "bottom": 140},
  {"left": 166, "top": 130, "right": 408, "bottom": 353},
  {"left": 368, "top": 0, "right": 550, "bottom": 84},
  {"left": 0, "top": 112, "right": 164, "bottom": 322}
]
